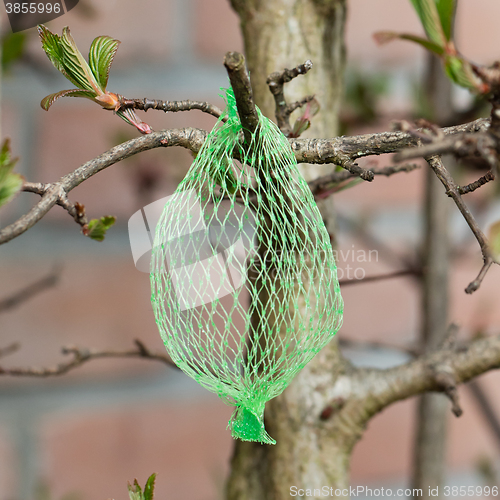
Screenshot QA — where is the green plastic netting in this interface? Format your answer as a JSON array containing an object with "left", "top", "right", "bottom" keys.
[{"left": 150, "top": 88, "right": 343, "bottom": 445}]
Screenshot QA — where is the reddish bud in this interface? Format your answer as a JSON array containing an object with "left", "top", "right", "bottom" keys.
[{"left": 95, "top": 92, "right": 120, "bottom": 110}]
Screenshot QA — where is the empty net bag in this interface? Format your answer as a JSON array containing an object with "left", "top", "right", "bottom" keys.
[{"left": 150, "top": 88, "right": 343, "bottom": 445}]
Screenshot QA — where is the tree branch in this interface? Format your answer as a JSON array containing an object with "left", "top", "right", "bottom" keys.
[
  {"left": 223, "top": 51, "right": 259, "bottom": 144},
  {"left": 332, "top": 331, "right": 500, "bottom": 430},
  {"left": 0, "top": 128, "right": 207, "bottom": 245},
  {"left": 0, "top": 118, "right": 491, "bottom": 247},
  {"left": 308, "top": 163, "right": 420, "bottom": 198},
  {"left": 0, "top": 267, "right": 61, "bottom": 313},
  {"left": 0, "top": 340, "right": 178, "bottom": 377},
  {"left": 266, "top": 59, "right": 314, "bottom": 136},
  {"left": 338, "top": 269, "right": 419, "bottom": 287},
  {"left": 458, "top": 170, "right": 495, "bottom": 195},
  {"left": 425, "top": 155, "right": 497, "bottom": 293},
  {"left": 116, "top": 98, "right": 225, "bottom": 120}
]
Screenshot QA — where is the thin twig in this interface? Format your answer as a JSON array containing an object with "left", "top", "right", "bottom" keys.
[
  {"left": 308, "top": 163, "right": 420, "bottom": 197},
  {"left": 425, "top": 155, "right": 497, "bottom": 293},
  {"left": 0, "top": 340, "right": 179, "bottom": 377},
  {"left": 338, "top": 269, "right": 419, "bottom": 287},
  {"left": 0, "top": 267, "right": 61, "bottom": 313},
  {"left": 394, "top": 133, "right": 495, "bottom": 163},
  {"left": 117, "top": 98, "right": 225, "bottom": 121},
  {"left": 458, "top": 170, "right": 495, "bottom": 194},
  {"left": 266, "top": 60, "right": 314, "bottom": 136}
]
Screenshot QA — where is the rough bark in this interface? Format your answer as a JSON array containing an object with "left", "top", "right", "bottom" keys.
[{"left": 227, "top": 1, "right": 348, "bottom": 499}]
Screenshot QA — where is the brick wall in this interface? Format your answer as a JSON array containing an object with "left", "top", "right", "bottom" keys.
[{"left": 1, "top": 1, "right": 500, "bottom": 499}]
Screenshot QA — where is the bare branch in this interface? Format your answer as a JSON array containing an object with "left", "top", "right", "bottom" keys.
[
  {"left": 433, "top": 369, "right": 463, "bottom": 417},
  {"left": 338, "top": 269, "right": 419, "bottom": 287},
  {"left": 425, "top": 156, "right": 497, "bottom": 293},
  {"left": 117, "top": 98, "right": 225, "bottom": 121},
  {"left": 334, "top": 331, "right": 500, "bottom": 429},
  {"left": 458, "top": 170, "right": 495, "bottom": 195},
  {"left": 224, "top": 51, "right": 259, "bottom": 143},
  {"left": 0, "top": 340, "right": 178, "bottom": 377},
  {"left": 0, "top": 267, "right": 61, "bottom": 313},
  {"left": 308, "top": 163, "right": 420, "bottom": 198},
  {"left": 0, "top": 128, "right": 207, "bottom": 245},
  {"left": 291, "top": 117, "right": 489, "bottom": 164},
  {"left": 266, "top": 60, "right": 314, "bottom": 136},
  {"left": 0, "top": 117, "right": 490, "bottom": 247},
  {"left": 394, "top": 132, "right": 495, "bottom": 163}
]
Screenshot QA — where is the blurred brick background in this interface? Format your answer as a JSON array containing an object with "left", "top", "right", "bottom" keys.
[{"left": 1, "top": 1, "right": 500, "bottom": 499}]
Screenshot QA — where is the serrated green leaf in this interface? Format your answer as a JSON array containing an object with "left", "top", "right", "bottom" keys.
[
  {"left": 435, "top": 0, "right": 456, "bottom": 41},
  {"left": 143, "top": 473, "right": 157, "bottom": 500},
  {"left": 488, "top": 220, "right": 500, "bottom": 259},
  {"left": 84, "top": 215, "right": 116, "bottom": 241},
  {"left": 60, "top": 27, "right": 102, "bottom": 93},
  {"left": 38, "top": 25, "right": 72, "bottom": 83},
  {"left": 38, "top": 25, "right": 102, "bottom": 94},
  {"left": 40, "top": 89, "right": 96, "bottom": 111},
  {"left": 0, "top": 139, "right": 22, "bottom": 209},
  {"left": 88, "top": 35, "right": 120, "bottom": 91},
  {"left": 374, "top": 31, "right": 445, "bottom": 56},
  {"left": 409, "top": 0, "right": 447, "bottom": 46}
]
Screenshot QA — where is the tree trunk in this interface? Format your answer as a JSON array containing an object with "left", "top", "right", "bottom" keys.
[
  {"left": 227, "top": 2, "right": 348, "bottom": 499},
  {"left": 412, "top": 53, "right": 453, "bottom": 499}
]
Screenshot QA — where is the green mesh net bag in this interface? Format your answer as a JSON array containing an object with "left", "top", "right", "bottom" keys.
[{"left": 150, "top": 88, "right": 343, "bottom": 445}]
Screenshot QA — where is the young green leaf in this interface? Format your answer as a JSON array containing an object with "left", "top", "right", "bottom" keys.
[
  {"left": 408, "top": 0, "right": 447, "bottom": 46},
  {"left": 143, "top": 473, "right": 157, "bottom": 500},
  {"left": 444, "top": 55, "right": 480, "bottom": 90},
  {"left": 88, "top": 36, "right": 120, "bottom": 91},
  {"left": 41, "top": 89, "right": 96, "bottom": 111},
  {"left": 0, "top": 139, "right": 22, "bottom": 209},
  {"left": 488, "top": 220, "right": 500, "bottom": 259},
  {"left": 127, "top": 481, "right": 142, "bottom": 500},
  {"left": 59, "top": 27, "right": 102, "bottom": 94},
  {"left": 374, "top": 31, "right": 445, "bottom": 56},
  {"left": 38, "top": 25, "right": 74, "bottom": 85},
  {"left": 116, "top": 109, "right": 153, "bottom": 134},
  {"left": 289, "top": 98, "right": 320, "bottom": 138},
  {"left": 38, "top": 25, "right": 153, "bottom": 134},
  {"left": 435, "top": 0, "right": 456, "bottom": 41},
  {"left": 83, "top": 215, "right": 116, "bottom": 241}
]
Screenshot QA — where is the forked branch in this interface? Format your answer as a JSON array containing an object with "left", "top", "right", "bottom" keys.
[{"left": 0, "top": 340, "right": 178, "bottom": 376}]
